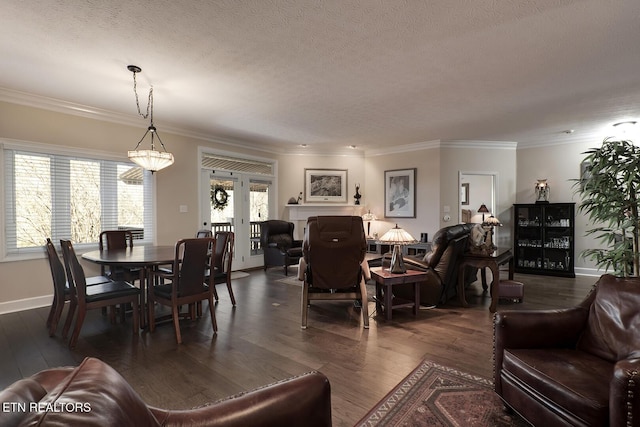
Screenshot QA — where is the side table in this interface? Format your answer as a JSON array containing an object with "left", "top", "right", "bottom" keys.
[
  {"left": 457, "top": 248, "right": 514, "bottom": 313},
  {"left": 370, "top": 267, "right": 427, "bottom": 321}
]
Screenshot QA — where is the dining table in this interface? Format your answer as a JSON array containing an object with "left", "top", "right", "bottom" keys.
[{"left": 82, "top": 245, "right": 176, "bottom": 328}]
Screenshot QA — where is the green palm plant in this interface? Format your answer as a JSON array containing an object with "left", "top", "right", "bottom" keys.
[{"left": 574, "top": 138, "right": 640, "bottom": 276}]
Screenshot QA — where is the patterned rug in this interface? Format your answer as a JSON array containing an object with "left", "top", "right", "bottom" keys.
[{"left": 356, "top": 360, "right": 529, "bottom": 427}]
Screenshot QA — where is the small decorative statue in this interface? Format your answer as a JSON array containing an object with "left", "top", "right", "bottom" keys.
[
  {"left": 354, "top": 184, "right": 361, "bottom": 205},
  {"left": 288, "top": 191, "right": 303, "bottom": 205},
  {"left": 469, "top": 223, "right": 495, "bottom": 255}
]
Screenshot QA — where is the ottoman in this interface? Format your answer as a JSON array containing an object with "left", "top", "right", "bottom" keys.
[{"left": 498, "top": 279, "right": 524, "bottom": 303}]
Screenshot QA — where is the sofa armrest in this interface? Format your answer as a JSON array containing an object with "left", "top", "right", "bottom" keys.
[
  {"left": 150, "top": 371, "right": 332, "bottom": 427},
  {"left": 610, "top": 358, "right": 640, "bottom": 427},
  {"left": 292, "top": 240, "right": 303, "bottom": 248},
  {"left": 494, "top": 307, "right": 589, "bottom": 393}
]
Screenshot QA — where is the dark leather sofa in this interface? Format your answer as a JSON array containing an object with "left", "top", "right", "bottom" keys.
[
  {"left": 0, "top": 357, "right": 332, "bottom": 427},
  {"left": 393, "top": 223, "right": 475, "bottom": 307},
  {"left": 494, "top": 274, "right": 640, "bottom": 426}
]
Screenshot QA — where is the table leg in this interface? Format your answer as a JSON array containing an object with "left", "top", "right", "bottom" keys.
[
  {"left": 457, "top": 264, "right": 470, "bottom": 308},
  {"left": 489, "top": 262, "right": 499, "bottom": 313},
  {"left": 375, "top": 283, "right": 383, "bottom": 315},
  {"left": 481, "top": 268, "right": 488, "bottom": 291},
  {"left": 413, "top": 282, "right": 420, "bottom": 316},
  {"left": 385, "top": 283, "right": 393, "bottom": 321},
  {"left": 138, "top": 266, "right": 148, "bottom": 329}
]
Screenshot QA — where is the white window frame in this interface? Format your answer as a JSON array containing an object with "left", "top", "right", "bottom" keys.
[{"left": 1, "top": 138, "right": 156, "bottom": 262}]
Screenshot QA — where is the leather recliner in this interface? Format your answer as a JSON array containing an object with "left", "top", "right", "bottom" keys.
[
  {"left": 0, "top": 357, "right": 332, "bottom": 427},
  {"left": 392, "top": 223, "right": 475, "bottom": 307},
  {"left": 494, "top": 274, "right": 640, "bottom": 426},
  {"left": 260, "top": 220, "right": 303, "bottom": 276}
]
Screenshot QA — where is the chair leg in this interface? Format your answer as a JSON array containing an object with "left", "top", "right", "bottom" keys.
[
  {"left": 359, "top": 278, "right": 369, "bottom": 329},
  {"left": 212, "top": 286, "right": 219, "bottom": 302},
  {"left": 48, "top": 298, "right": 65, "bottom": 337},
  {"left": 208, "top": 296, "right": 218, "bottom": 333},
  {"left": 69, "top": 308, "right": 86, "bottom": 349},
  {"left": 131, "top": 298, "right": 139, "bottom": 332},
  {"left": 301, "top": 282, "right": 309, "bottom": 329},
  {"left": 227, "top": 278, "right": 236, "bottom": 306},
  {"left": 62, "top": 299, "right": 77, "bottom": 339},
  {"left": 284, "top": 264, "right": 288, "bottom": 276},
  {"left": 172, "top": 306, "right": 182, "bottom": 344},
  {"left": 46, "top": 296, "right": 57, "bottom": 328}
]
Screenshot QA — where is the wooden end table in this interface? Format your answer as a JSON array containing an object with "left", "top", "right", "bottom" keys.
[
  {"left": 370, "top": 267, "right": 427, "bottom": 321},
  {"left": 457, "top": 247, "right": 514, "bottom": 313}
]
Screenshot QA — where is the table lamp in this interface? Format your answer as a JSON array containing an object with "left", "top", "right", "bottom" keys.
[
  {"left": 378, "top": 224, "right": 417, "bottom": 273},
  {"left": 483, "top": 215, "right": 503, "bottom": 250},
  {"left": 362, "top": 210, "right": 377, "bottom": 239},
  {"left": 477, "top": 203, "right": 490, "bottom": 221}
]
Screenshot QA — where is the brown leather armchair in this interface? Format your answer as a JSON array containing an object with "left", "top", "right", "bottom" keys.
[
  {"left": 0, "top": 357, "right": 332, "bottom": 427},
  {"left": 494, "top": 274, "right": 640, "bottom": 427},
  {"left": 261, "top": 220, "right": 303, "bottom": 275},
  {"left": 392, "top": 223, "right": 475, "bottom": 307}
]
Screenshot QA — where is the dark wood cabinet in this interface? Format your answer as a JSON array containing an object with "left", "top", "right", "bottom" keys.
[{"left": 513, "top": 203, "right": 575, "bottom": 277}]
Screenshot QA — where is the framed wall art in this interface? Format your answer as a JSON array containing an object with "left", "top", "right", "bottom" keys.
[
  {"left": 384, "top": 168, "right": 416, "bottom": 218},
  {"left": 304, "top": 169, "right": 348, "bottom": 203},
  {"left": 461, "top": 183, "right": 469, "bottom": 205}
]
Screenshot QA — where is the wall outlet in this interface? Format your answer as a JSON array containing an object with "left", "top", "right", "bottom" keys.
[{"left": 179, "top": 205, "right": 188, "bottom": 213}]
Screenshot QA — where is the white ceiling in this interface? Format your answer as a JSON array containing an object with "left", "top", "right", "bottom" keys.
[{"left": 1, "top": 0, "right": 639, "bottom": 153}]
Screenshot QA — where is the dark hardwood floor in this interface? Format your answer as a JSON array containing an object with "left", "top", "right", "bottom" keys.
[{"left": 0, "top": 268, "right": 596, "bottom": 426}]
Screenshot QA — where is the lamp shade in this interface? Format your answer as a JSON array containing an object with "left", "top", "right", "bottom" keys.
[
  {"left": 378, "top": 224, "right": 417, "bottom": 245},
  {"left": 484, "top": 215, "right": 502, "bottom": 227},
  {"left": 477, "top": 204, "right": 490, "bottom": 214},
  {"left": 128, "top": 149, "right": 174, "bottom": 172},
  {"left": 362, "top": 210, "right": 377, "bottom": 222}
]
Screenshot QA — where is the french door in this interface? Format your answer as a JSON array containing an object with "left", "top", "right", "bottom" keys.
[{"left": 200, "top": 170, "right": 273, "bottom": 270}]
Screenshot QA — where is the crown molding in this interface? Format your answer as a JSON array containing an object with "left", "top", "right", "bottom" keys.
[
  {"left": 365, "top": 139, "right": 441, "bottom": 157},
  {"left": 0, "top": 87, "right": 287, "bottom": 155},
  {"left": 440, "top": 139, "right": 518, "bottom": 149}
]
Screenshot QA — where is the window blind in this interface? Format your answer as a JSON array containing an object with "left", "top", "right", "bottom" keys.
[{"left": 4, "top": 146, "right": 154, "bottom": 256}]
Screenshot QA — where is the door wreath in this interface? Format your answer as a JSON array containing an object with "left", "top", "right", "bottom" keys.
[{"left": 211, "top": 186, "right": 229, "bottom": 211}]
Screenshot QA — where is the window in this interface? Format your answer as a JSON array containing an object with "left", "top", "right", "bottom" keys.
[{"left": 3, "top": 143, "right": 154, "bottom": 258}]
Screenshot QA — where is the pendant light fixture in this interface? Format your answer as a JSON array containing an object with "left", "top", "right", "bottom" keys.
[{"left": 126, "top": 65, "right": 174, "bottom": 173}]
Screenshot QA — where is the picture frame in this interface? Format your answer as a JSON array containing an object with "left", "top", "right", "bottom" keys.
[
  {"left": 384, "top": 168, "right": 416, "bottom": 218},
  {"left": 461, "top": 183, "right": 469, "bottom": 205},
  {"left": 304, "top": 169, "right": 348, "bottom": 203}
]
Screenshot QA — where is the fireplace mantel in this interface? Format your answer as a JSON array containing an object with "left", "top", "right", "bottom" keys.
[{"left": 286, "top": 204, "right": 364, "bottom": 221}]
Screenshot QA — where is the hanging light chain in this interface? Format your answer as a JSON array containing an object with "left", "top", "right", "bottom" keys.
[{"left": 132, "top": 70, "right": 153, "bottom": 121}]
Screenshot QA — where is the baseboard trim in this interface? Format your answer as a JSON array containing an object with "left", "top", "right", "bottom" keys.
[
  {"left": 0, "top": 295, "right": 52, "bottom": 315},
  {"left": 574, "top": 267, "right": 604, "bottom": 277}
]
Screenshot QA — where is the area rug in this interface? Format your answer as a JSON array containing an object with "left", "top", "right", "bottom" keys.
[
  {"left": 230, "top": 271, "right": 249, "bottom": 280},
  {"left": 276, "top": 275, "right": 302, "bottom": 286},
  {"left": 357, "top": 360, "right": 528, "bottom": 427}
]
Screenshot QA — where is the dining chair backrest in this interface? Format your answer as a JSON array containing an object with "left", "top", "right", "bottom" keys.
[
  {"left": 46, "top": 238, "right": 68, "bottom": 297},
  {"left": 99, "top": 230, "right": 134, "bottom": 251},
  {"left": 213, "top": 231, "right": 234, "bottom": 274},
  {"left": 173, "top": 238, "right": 214, "bottom": 297},
  {"left": 196, "top": 229, "right": 213, "bottom": 238},
  {"left": 59, "top": 239, "right": 87, "bottom": 301}
]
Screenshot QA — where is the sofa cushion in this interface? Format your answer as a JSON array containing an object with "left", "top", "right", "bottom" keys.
[
  {"left": 577, "top": 274, "right": 640, "bottom": 362},
  {"left": 503, "top": 348, "right": 610, "bottom": 426},
  {"left": 22, "top": 357, "right": 159, "bottom": 427}
]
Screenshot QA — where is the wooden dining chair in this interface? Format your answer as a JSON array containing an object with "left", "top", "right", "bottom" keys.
[
  {"left": 207, "top": 231, "right": 236, "bottom": 306},
  {"left": 60, "top": 239, "right": 140, "bottom": 348},
  {"left": 98, "top": 230, "right": 140, "bottom": 284},
  {"left": 148, "top": 238, "right": 217, "bottom": 344},
  {"left": 45, "top": 238, "right": 111, "bottom": 337}
]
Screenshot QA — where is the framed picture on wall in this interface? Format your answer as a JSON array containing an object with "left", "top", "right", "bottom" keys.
[
  {"left": 384, "top": 168, "right": 416, "bottom": 218},
  {"left": 304, "top": 169, "right": 348, "bottom": 203},
  {"left": 461, "top": 183, "right": 469, "bottom": 205}
]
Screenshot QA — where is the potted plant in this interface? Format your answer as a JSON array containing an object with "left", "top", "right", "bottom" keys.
[{"left": 574, "top": 138, "right": 640, "bottom": 276}]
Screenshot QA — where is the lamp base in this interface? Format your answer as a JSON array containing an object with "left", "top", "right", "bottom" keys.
[{"left": 388, "top": 244, "right": 406, "bottom": 274}]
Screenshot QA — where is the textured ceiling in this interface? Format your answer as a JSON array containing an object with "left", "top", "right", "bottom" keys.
[{"left": 1, "top": 0, "right": 640, "bottom": 153}]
